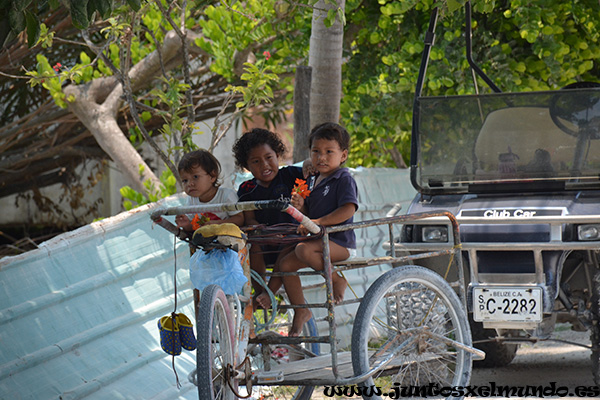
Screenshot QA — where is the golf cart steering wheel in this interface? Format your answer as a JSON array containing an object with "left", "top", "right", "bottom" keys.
[{"left": 549, "top": 81, "right": 600, "bottom": 138}]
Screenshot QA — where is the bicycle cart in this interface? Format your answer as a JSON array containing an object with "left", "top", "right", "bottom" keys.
[{"left": 150, "top": 200, "right": 484, "bottom": 400}]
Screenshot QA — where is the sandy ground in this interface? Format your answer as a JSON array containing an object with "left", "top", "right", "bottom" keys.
[{"left": 309, "top": 324, "right": 596, "bottom": 399}]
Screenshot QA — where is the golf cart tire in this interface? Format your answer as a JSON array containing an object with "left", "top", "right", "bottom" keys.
[
  {"left": 469, "top": 316, "right": 518, "bottom": 368},
  {"left": 591, "top": 272, "right": 600, "bottom": 385}
]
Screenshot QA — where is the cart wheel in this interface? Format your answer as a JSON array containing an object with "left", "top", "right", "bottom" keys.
[
  {"left": 591, "top": 271, "right": 600, "bottom": 385},
  {"left": 351, "top": 265, "right": 472, "bottom": 399},
  {"left": 246, "top": 293, "right": 318, "bottom": 400},
  {"left": 197, "top": 284, "right": 236, "bottom": 400}
]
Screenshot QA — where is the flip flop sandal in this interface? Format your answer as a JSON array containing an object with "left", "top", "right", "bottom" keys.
[
  {"left": 176, "top": 313, "right": 197, "bottom": 351},
  {"left": 158, "top": 315, "right": 182, "bottom": 356}
]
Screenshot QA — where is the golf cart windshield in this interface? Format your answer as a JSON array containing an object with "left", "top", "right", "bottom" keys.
[{"left": 412, "top": 88, "right": 600, "bottom": 194}]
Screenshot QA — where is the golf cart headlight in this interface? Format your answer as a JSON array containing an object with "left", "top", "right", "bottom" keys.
[
  {"left": 422, "top": 226, "right": 448, "bottom": 242},
  {"left": 578, "top": 225, "right": 600, "bottom": 241}
]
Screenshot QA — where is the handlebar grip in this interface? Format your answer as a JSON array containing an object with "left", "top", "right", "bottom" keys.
[
  {"left": 386, "top": 203, "right": 402, "bottom": 218},
  {"left": 151, "top": 214, "right": 188, "bottom": 239},
  {"left": 284, "top": 205, "right": 321, "bottom": 235}
]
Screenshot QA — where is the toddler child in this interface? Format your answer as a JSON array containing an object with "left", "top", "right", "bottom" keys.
[
  {"left": 175, "top": 149, "right": 243, "bottom": 233},
  {"left": 267, "top": 122, "right": 358, "bottom": 336}
]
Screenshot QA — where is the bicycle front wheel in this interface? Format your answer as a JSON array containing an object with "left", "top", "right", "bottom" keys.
[
  {"left": 197, "top": 284, "right": 236, "bottom": 400},
  {"left": 351, "top": 265, "right": 472, "bottom": 399}
]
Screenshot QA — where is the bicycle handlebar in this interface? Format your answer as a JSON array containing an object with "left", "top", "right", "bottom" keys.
[{"left": 150, "top": 199, "right": 322, "bottom": 237}]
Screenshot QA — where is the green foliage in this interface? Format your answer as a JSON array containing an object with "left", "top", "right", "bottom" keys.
[
  {"left": 342, "top": 0, "right": 600, "bottom": 168},
  {"left": 342, "top": 1, "right": 425, "bottom": 168},
  {"left": 196, "top": 2, "right": 283, "bottom": 80},
  {"left": 27, "top": 0, "right": 307, "bottom": 134},
  {"left": 24, "top": 9, "right": 40, "bottom": 45},
  {"left": 35, "top": 23, "right": 54, "bottom": 48},
  {"left": 68, "top": 0, "right": 89, "bottom": 30},
  {"left": 13, "top": 0, "right": 600, "bottom": 203},
  {"left": 99, "top": 17, "right": 131, "bottom": 40},
  {"left": 120, "top": 167, "right": 178, "bottom": 210},
  {"left": 0, "top": 0, "right": 133, "bottom": 47},
  {"left": 226, "top": 56, "right": 279, "bottom": 109},
  {"left": 147, "top": 76, "right": 200, "bottom": 155},
  {"left": 18, "top": 0, "right": 312, "bottom": 218},
  {"left": 25, "top": 54, "right": 75, "bottom": 108},
  {"left": 126, "top": 0, "right": 141, "bottom": 11}
]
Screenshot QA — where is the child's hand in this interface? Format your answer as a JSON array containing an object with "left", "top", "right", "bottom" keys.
[
  {"left": 290, "top": 192, "right": 305, "bottom": 209},
  {"left": 176, "top": 214, "right": 193, "bottom": 231},
  {"left": 297, "top": 223, "right": 308, "bottom": 236},
  {"left": 302, "top": 159, "right": 317, "bottom": 177},
  {"left": 297, "top": 218, "right": 319, "bottom": 236}
]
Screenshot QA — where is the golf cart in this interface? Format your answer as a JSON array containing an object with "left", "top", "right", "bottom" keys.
[{"left": 399, "top": 2, "right": 600, "bottom": 383}]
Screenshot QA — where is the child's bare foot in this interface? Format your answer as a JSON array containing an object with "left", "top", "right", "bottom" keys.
[
  {"left": 289, "top": 308, "right": 312, "bottom": 337},
  {"left": 254, "top": 291, "right": 272, "bottom": 309},
  {"left": 332, "top": 274, "right": 347, "bottom": 304}
]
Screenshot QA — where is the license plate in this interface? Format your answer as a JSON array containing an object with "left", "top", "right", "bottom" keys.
[{"left": 473, "top": 287, "right": 542, "bottom": 322}]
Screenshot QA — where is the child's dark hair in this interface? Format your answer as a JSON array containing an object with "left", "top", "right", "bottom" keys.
[
  {"left": 232, "top": 128, "right": 286, "bottom": 170},
  {"left": 309, "top": 122, "right": 350, "bottom": 151},
  {"left": 177, "top": 149, "right": 222, "bottom": 187}
]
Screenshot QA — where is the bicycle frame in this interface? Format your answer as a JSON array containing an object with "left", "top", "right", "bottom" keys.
[{"left": 151, "top": 198, "right": 485, "bottom": 391}]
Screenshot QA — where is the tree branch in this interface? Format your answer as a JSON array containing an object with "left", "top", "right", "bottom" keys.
[
  {"left": 153, "top": 0, "right": 195, "bottom": 165},
  {"left": 119, "top": 21, "right": 180, "bottom": 184},
  {"left": 210, "top": 91, "right": 240, "bottom": 150}
]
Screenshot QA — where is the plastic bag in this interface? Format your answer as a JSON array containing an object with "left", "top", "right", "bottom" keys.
[{"left": 189, "top": 248, "right": 247, "bottom": 295}]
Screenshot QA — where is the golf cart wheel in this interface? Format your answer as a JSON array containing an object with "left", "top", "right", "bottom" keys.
[
  {"left": 469, "top": 316, "right": 517, "bottom": 368},
  {"left": 591, "top": 272, "right": 600, "bottom": 385}
]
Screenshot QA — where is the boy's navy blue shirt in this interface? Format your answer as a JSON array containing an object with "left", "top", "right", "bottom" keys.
[
  {"left": 237, "top": 166, "right": 304, "bottom": 225},
  {"left": 305, "top": 168, "right": 358, "bottom": 249}
]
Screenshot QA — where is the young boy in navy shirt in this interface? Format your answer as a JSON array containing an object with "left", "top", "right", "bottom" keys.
[{"left": 264, "top": 122, "right": 358, "bottom": 336}]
